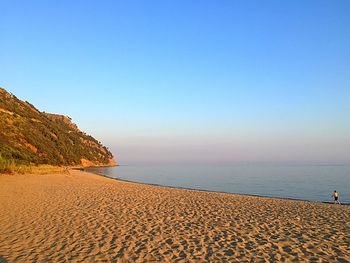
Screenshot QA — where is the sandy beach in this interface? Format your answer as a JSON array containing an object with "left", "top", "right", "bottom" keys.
[{"left": 0, "top": 170, "right": 349, "bottom": 262}]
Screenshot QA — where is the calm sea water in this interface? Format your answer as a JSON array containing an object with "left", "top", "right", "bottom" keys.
[{"left": 87, "top": 164, "right": 350, "bottom": 204}]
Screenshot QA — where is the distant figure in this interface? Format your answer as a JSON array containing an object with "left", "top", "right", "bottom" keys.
[{"left": 333, "top": 190, "right": 341, "bottom": 205}]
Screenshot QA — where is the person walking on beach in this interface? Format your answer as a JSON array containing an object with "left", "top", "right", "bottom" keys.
[{"left": 333, "top": 190, "right": 341, "bottom": 205}]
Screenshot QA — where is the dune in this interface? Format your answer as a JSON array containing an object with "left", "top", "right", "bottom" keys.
[{"left": 0, "top": 170, "right": 349, "bottom": 262}]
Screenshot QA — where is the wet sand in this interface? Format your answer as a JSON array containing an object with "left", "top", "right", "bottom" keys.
[{"left": 0, "top": 170, "right": 349, "bottom": 262}]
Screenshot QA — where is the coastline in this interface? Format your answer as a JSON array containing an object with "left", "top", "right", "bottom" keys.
[
  {"left": 82, "top": 167, "right": 350, "bottom": 206},
  {"left": 1, "top": 170, "right": 349, "bottom": 261}
]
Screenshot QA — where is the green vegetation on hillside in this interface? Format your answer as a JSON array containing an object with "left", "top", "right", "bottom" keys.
[{"left": 0, "top": 87, "right": 114, "bottom": 173}]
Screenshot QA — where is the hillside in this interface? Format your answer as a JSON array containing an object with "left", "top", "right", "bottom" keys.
[{"left": 0, "top": 87, "right": 116, "bottom": 172}]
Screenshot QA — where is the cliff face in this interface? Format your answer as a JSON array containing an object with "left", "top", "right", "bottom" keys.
[{"left": 0, "top": 87, "right": 116, "bottom": 168}]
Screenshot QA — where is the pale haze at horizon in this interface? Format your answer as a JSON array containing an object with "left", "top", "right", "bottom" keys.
[{"left": 1, "top": 1, "right": 350, "bottom": 165}]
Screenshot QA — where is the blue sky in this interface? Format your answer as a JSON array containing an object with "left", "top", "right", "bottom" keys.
[{"left": 1, "top": 0, "right": 350, "bottom": 164}]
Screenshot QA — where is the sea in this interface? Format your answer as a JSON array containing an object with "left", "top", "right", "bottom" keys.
[{"left": 86, "top": 164, "right": 350, "bottom": 204}]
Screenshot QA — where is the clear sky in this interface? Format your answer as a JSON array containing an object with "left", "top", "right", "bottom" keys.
[{"left": 1, "top": 0, "right": 350, "bottom": 164}]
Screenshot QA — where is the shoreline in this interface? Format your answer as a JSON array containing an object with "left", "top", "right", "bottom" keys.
[
  {"left": 81, "top": 167, "right": 350, "bottom": 206},
  {"left": 1, "top": 170, "right": 349, "bottom": 261}
]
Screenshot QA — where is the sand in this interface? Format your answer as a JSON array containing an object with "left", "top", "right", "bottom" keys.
[{"left": 0, "top": 170, "right": 349, "bottom": 262}]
